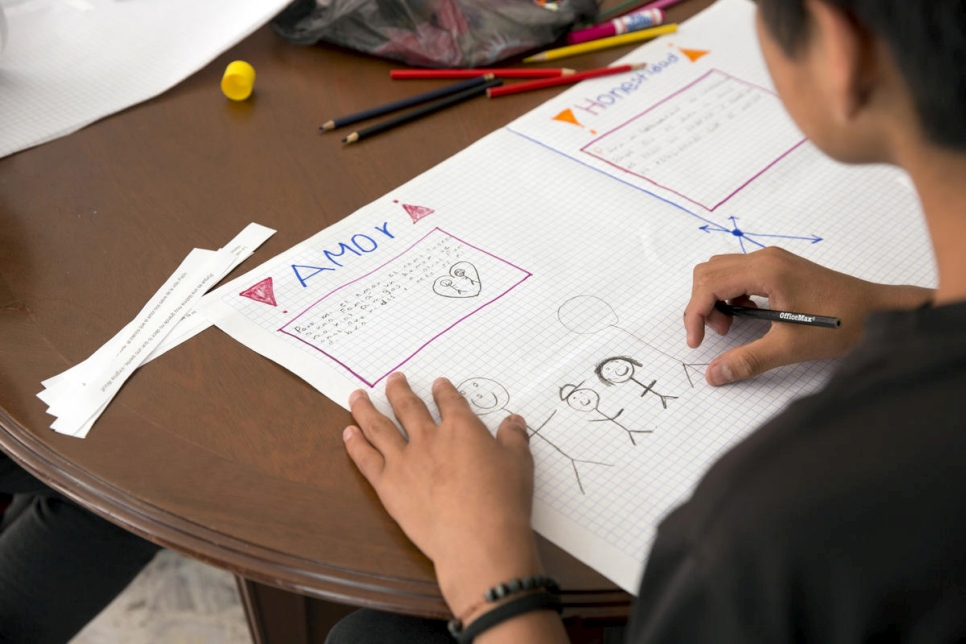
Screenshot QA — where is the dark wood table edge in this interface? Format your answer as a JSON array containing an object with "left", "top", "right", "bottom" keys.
[{"left": 0, "top": 407, "right": 632, "bottom": 620}]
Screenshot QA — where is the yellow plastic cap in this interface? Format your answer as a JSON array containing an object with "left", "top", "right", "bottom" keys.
[{"left": 221, "top": 60, "right": 256, "bottom": 101}]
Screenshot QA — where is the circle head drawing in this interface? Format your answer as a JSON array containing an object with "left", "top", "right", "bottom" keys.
[
  {"left": 558, "top": 382, "right": 599, "bottom": 412},
  {"left": 557, "top": 296, "right": 618, "bottom": 334},
  {"left": 457, "top": 377, "right": 510, "bottom": 415},
  {"left": 595, "top": 356, "right": 642, "bottom": 386}
]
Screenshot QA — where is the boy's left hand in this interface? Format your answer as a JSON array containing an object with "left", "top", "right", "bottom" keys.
[{"left": 342, "top": 372, "right": 544, "bottom": 619}]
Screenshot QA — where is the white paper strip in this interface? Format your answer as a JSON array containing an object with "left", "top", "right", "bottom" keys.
[{"left": 40, "top": 222, "right": 275, "bottom": 437}]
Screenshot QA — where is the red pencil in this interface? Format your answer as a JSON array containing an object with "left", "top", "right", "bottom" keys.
[
  {"left": 391, "top": 68, "right": 575, "bottom": 80},
  {"left": 486, "top": 63, "right": 645, "bottom": 98}
]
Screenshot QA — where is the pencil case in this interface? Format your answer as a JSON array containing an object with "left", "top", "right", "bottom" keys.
[{"left": 272, "top": 0, "right": 599, "bottom": 68}]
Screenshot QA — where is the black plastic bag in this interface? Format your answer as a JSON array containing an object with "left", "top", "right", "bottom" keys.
[{"left": 273, "top": 0, "right": 599, "bottom": 68}]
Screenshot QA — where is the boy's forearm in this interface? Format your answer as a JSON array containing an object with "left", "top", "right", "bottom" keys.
[{"left": 870, "top": 283, "right": 934, "bottom": 310}]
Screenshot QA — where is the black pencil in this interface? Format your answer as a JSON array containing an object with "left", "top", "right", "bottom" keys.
[
  {"left": 341, "top": 78, "right": 503, "bottom": 144},
  {"left": 714, "top": 302, "right": 841, "bottom": 329},
  {"left": 321, "top": 75, "right": 494, "bottom": 132}
]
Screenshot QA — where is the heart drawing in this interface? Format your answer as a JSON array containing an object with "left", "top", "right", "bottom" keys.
[{"left": 433, "top": 262, "right": 482, "bottom": 298}]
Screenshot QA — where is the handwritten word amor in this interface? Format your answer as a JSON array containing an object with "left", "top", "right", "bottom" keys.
[{"left": 292, "top": 222, "right": 395, "bottom": 288}]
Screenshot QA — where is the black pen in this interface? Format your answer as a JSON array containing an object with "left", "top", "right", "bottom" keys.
[{"left": 714, "top": 302, "right": 841, "bottom": 329}]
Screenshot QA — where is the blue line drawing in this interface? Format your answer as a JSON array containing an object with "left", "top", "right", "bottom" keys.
[
  {"left": 699, "top": 216, "right": 822, "bottom": 254},
  {"left": 505, "top": 128, "right": 825, "bottom": 254}
]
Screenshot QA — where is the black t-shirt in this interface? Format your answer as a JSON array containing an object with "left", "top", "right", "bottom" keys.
[{"left": 628, "top": 302, "right": 966, "bottom": 642}]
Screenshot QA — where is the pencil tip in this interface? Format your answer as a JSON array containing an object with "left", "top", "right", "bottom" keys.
[
  {"left": 342, "top": 132, "right": 359, "bottom": 144},
  {"left": 321, "top": 120, "right": 335, "bottom": 131}
]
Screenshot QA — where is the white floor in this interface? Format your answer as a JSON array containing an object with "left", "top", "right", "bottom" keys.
[{"left": 70, "top": 550, "right": 252, "bottom": 644}]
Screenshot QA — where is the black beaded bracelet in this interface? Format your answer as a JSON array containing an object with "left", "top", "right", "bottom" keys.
[
  {"left": 449, "top": 590, "right": 563, "bottom": 643},
  {"left": 484, "top": 574, "right": 560, "bottom": 602},
  {"left": 447, "top": 574, "right": 560, "bottom": 639}
]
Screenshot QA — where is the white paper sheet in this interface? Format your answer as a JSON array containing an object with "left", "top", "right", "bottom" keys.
[
  {"left": 200, "top": 0, "right": 936, "bottom": 592},
  {"left": 0, "top": 0, "right": 292, "bottom": 158}
]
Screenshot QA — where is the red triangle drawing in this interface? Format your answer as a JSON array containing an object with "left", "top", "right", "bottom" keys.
[
  {"left": 402, "top": 203, "right": 434, "bottom": 223},
  {"left": 680, "top": 48, "right": 710, "bottom": 63},
  {"left": 240, "top": 277, "right": 277, "bottom": 306}
]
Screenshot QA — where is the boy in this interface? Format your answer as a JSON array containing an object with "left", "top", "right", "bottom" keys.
[{"left": 336, "top": 0, "right": 966, "bottom": 641}]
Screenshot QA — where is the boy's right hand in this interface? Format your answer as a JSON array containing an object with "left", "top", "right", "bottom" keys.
[{"left": 684, "top": 247, "right": 932, "bottom": 385}]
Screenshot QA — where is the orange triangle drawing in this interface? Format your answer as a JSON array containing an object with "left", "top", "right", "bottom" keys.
[
  {"left": 240, "top": 277, "right": 277, "bottom": 306},
  {"left": 553, "top": 109, "right": 582, "bottom": 128},
  {"left": 680, "top": 48, "right": 710, "bottom": 63}
]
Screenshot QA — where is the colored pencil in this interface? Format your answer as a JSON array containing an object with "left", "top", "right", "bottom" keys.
[
  {"left": 391, "top": 68, "right": 575, "bottom": 79},
  {"left": 523, "top": 23, "right": 677, "bottom": 63},
  {"left": 342, "top": 78, "right": 502, "bottom": 144},
  {"left": 714, "top": 302, "right": 842, "bottom": 329},
  {"left": 321, "top": 75, "right": 493, "bottom": 131},
  {"left": 486, "top": 63, "right": 645, "bottom": 98}
]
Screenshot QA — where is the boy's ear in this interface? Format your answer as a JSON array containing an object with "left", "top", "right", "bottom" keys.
[{"left": 808, "top": 0, "right": 877, "bottom": 124}]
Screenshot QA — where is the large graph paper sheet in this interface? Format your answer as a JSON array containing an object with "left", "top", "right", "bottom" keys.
[{"left": 201, "top": 0, "right": 935, "bottom": 592}]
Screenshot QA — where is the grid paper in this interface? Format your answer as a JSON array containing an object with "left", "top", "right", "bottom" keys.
[
  {"left": 201, "top": 0, "right": 936, "bottom": 593},
  {"left": 278, "top": 228, "right": 530, "bottom": 387},
  {"left": 581, "top": 70, "right": 806, "bottom": 211}
]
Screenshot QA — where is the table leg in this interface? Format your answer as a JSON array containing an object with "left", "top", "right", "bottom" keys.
[{"left": 235, "top": 576, "right": 356, "bottom": 644}]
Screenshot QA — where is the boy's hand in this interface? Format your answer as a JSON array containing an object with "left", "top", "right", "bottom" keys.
[
  {"left": 685, "top": 247, "right": 932, "bottom": 385},
  {"left": 342, "top": 372, "right": 542, "bottom": 619}
]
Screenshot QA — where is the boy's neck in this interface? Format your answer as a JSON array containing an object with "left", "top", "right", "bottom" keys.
[{"left": 897, "top": 141, "right": 966, "bottom": 305}]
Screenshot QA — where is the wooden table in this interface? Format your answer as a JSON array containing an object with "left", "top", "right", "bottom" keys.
[{"left": 0, "top": 1, "right": 714, "bottom": 641}]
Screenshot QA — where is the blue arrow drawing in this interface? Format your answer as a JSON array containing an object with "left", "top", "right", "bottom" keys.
[{"left": 698, "top": 217, "right": 823, "bottom": 253}]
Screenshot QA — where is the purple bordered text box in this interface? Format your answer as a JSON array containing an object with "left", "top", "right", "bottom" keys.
[
  {"left": 581, "top": 69, "right": 806, "bottom": 212},
  {"left": 279, "top": 228, "right": 531, "bottom": 387}
]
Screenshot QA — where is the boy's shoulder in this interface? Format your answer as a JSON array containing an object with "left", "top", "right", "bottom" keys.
[{"left": 631, "top": 301, "right": 966, "bottom": 641}]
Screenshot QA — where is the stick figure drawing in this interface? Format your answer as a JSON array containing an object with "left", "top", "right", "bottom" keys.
[
  {"left": 557, "top": 295, "right": 709, "bottom": 386},
  {"left": 457, "top": 377, "right": 610, "bottom": 494},
  {"left": 433, "top": 262, "right": 482, "bottom": 298},
  {"left": 594, "top": 356, "right": 678, "bottom": 409},
  {"left": 558, "top": 382, "right": 653, "bottom": 446}
]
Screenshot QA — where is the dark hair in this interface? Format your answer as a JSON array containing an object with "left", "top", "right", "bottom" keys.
[
  {"left": 594, "top": 356, "right": 643, "bottom": 386},
  {"left": 758, "top": 0, "right": 966, "bottom": 151}
]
